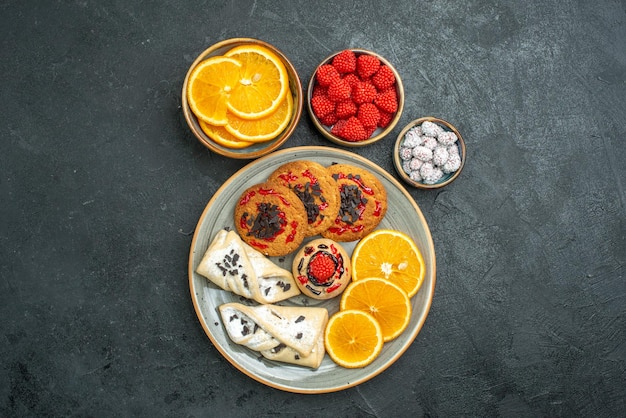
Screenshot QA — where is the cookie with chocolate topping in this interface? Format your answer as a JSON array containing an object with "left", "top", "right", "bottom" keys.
[
  {"left": 267, "top": 160, "right": 340, "bottom": 237},
  {"left": 322, "top": 163, "right": 387, "bottom": 242},
  {"left": 234, "top": 182, "right": 307, "bottom": 256}
]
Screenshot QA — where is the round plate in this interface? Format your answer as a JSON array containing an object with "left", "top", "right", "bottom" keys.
[{"left": 188, "top": 146, "right": 436, "bottom": 393}]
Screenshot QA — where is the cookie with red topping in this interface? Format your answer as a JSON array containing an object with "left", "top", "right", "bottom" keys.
[
  {"left": 267, "top": 160, "right": 341, "bottom": 237},
  {"left": 234, "top": 182, "right": 306, "bottom": 257},
  {"left": 292, "top": 238, "right": 351, "bottom": 299},
  {"left": 322, "top": 163, "right": 387, "bottom": 242}
]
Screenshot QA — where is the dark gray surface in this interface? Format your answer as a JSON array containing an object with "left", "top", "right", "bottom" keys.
[{"left": 1, "top": 0, "right": 625, "bottom": 416}]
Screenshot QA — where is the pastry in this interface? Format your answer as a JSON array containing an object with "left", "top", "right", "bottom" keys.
[
  {"left": 196, "top": 229, "right": 300, "bottom": 303},
  {"left": 292, "top": 238, "right": 351, "bottom": 299},
  {"left": 322, "top": 164, "right": 388, "bottom": 242},
  {"left": 267, "top": 160, "right": 341, "bottom": 237},
  {"left": 219, "top": 302, "right": 328, "bottom": 368},
  {"left": 234, "top": 182, "right": 307, "bottom": 256}
]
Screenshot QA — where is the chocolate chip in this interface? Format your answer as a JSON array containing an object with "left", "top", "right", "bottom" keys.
[
  {"left": 271, "top": 343, "right": 286, "bottom": 354},
  {"left": 246, "top": 202, "right": 285, "bottom": 240},
  {"left": 295, "top": 333, "right": 303, "bottom": 339},
  {"left": 295, "top": 315, "right": 305, "bottom": 323}
]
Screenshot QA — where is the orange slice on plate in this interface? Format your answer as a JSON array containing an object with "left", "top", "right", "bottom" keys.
[
  {"left": 340, "top": 277, "right": 412, "bottom": 342},
  {"left": 224, "top": 91, "right": 293, "bottom": 142},
  {"left": 187, "top": 56, "right": 243, "bottom": 126},
  {"left": 351, "top": 229, "right": 425, "bottom": 297},
  {"left": 324, "top": 309, "right": 383, "bottom": 368},
  {"left": 198, "top": 120, "right": 254, "bottom": 149},
  {"left": 224, "top": 44, "right": 289, "bottom": 120}
]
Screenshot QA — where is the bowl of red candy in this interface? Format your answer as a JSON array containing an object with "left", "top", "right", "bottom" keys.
[{"left": 307, "top": 48, "right": 404, "bottom": 147}]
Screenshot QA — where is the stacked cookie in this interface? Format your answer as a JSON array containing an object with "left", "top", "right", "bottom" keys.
[{"left": 234, "top": 160, "right": 388, "bottom": 257}]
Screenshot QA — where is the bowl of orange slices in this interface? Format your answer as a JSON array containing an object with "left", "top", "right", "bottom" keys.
[{"left": 182, "top": 38, "right": 303, "bottom": 159}]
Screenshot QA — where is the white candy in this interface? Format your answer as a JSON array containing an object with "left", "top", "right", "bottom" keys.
[
  {"left": 421, "top": 120, "right": 443, "bottom": 137},
  {"left": 447, "top": 144, "right": 459, "bottom": 156},
  {"left": 412, "top": 146, "right": 432, "bottom": 161},
  {"left": 409, "top": 158, "right": 423, "bottom": 171},
  {"left": 400, "top": 146, "right": 413, "bottom": 161},
  {"left": 443, "top": 153, "right": 462, "bottom": 173},
  {"left": 438, "top": 131, "right": 458, "bottom": 146},
  {"left": 422, "top": 136, "right": 438, "bottom": 150},
  {"left": 432, "top": 146, "right": 449, "bottom": 167},
  {"left": 403, "top": 128, "right": 423, "bottom": 148},
  {"left": 409, "top": 170, "right": 423, "bottom": 182},
  {"left": 402, "top": 160, "right": 412, "bottom": 174},
  {"left": 420, "top": 162, "right": 443, "bottom": 184}
]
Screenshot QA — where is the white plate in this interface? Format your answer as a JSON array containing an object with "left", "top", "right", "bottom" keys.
[{"left": 188, "top": 146, "right": 436, "bottom": 393}]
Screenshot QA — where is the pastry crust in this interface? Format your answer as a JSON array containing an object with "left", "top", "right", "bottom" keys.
[
  {"left": 322, "top": 164, "right": 387, "bottom": 242},
  {"left": 196, "top": 229, "right": 300, "bottom": 303},
  {"left": 219, "top": 302, "right": 328, "bottom": 368},
  {"left": 267, "top": 160, "right": 340, "bottom": 237},
  {"left": 234, "top": 182, "right": 307, "bottom": 256}
]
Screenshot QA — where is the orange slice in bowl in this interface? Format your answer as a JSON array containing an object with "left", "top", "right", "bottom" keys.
[
  {"left": 198, "top": 120, "right": 254, "bottom": 149},
  {"left": 351, "top": 229, "right": 425, "bottom": 298},
  {"left": 187, "top": 56, "right": 243, "bottom": 126},
  {"left": 340, "top": 277, "right": 412, "bottom": 342},
  {"left": 224, "top": 44, "right": 289, "bottom": 120},
  {"left": 324, "top": 309, "right": 383, "bottom": 368},
  {"left": 224, "top": 92, "right": 293, "bottom": 142}
]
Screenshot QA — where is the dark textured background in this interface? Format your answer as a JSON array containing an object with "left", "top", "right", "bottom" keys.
[{"left": 1, "top": 0, "right": 625, "bottom": 416}]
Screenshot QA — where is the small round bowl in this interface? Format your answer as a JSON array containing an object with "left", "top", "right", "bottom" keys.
[
  {"left": 182, "top": 38, "right": 303, "bottom": 159},
  {"left": 307, "top": 48, "right": 404, "bottom": 147},
  {"left": 394, "top": 117, "right": 466, "bottom": 189}
]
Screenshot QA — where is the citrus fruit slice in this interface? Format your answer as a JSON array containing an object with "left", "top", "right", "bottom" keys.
[
  {"left": 224, "top": 44, "right": 289, "bottom": 120},
  {"left": 224, "top": 90, "right": 293, "bottom": 142},
  {"left": 198, "top": 120, "right": 254, "bottom": 149},
  {"left": 324, "top": 309, "right": 383, "bottom": 368},
  {"left": 340, "top": 277, "right": 412, "bottom": 342},
  {"left": 187, "top": 56, "right": 243, "bottom": 126},
  {"left": 351, "top": 229, "right": 425, "bottom": 298}
]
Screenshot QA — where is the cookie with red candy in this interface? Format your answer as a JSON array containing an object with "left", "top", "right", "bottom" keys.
[{"left": 292, "top": 238, "right": 351, "bottom": 299}]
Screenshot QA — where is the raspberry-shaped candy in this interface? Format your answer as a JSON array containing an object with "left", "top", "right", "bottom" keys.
[
  {"left": 311, "top": 94, "right": 335, "bottom": 119},
  {"left": 335, "top": 99, "right": 357, "bottom": 119},
  {"left": 352, "top": 81, "right": 377, "bottom": 104},
  {"left": 332, "top": 49, "right": 357, "bottom": 74},
  {"left": 334, "top": 116, "right": 368, "bottom": 142},
  {"left": 356, "top": 54, "right": 381, "bottom": 79},
  {"left": 311, "top": 84, "right": 327, "bottom": 98},
  {"left": 308, "top": 253, "right": 336, "bottom": 283},
  {"left": 372, "top": 65, "right": 396, "bottom": 90},
  {"left": 327, "top": 78, "right": 351, "bottom": 102},
  {"left": 378, "top": 110, "right": 393, "bottom": 128},
  {"left": 319, "top": 112, "right": 338, "bottom": 126},
  {"left": 316, "top": 64, "right": 340, "bottom": 87},
  {"left": 374, "top": 89, "right": 398, "bottom": 113},
  {"left": 342, "top": 72, "right": 360, "bottom": 88},
  {"left": 357, "top": 103, "right": 380, "bottom": 128}
]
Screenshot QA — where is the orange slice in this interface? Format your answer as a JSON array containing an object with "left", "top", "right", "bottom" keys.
[
  {"left": 340, "top": 277, "right": 411, "bottom": 342},
  {"left": 187, "top": 56, "right": 243, "bottom": 126},
  {"left": 225, "top": 91, "right": 293, "bottom": 142},
  {"left": 224, "top": 44, "right": 289, "bottom": 120},
  {"left": 351, "top": 229, "right": 425, "bottom": 298},
  {"left": 324, "top": 309, "right": 383, "bottom": 368},
  {"left": 198, "top": 120, "right": 254, "bottom": 149}
]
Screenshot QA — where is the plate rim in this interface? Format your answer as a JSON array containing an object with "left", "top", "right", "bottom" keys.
[{"left": 188, "top": 145, "right": 436, "bottom": 393}]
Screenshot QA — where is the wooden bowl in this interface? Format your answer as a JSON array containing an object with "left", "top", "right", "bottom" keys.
[
  {"left": 182, "top": 38, "right": 303, "bottom": 159},
  {"left": 307, "top": 48, "right": 404, "bottom": 147},
  {"left": 393, "top": 117, "right": 466, "bottom": 189}
]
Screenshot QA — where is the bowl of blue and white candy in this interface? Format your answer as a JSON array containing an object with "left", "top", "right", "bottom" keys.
[{"left": 393, "top": 116, "right": 466, "bottom": 189}]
